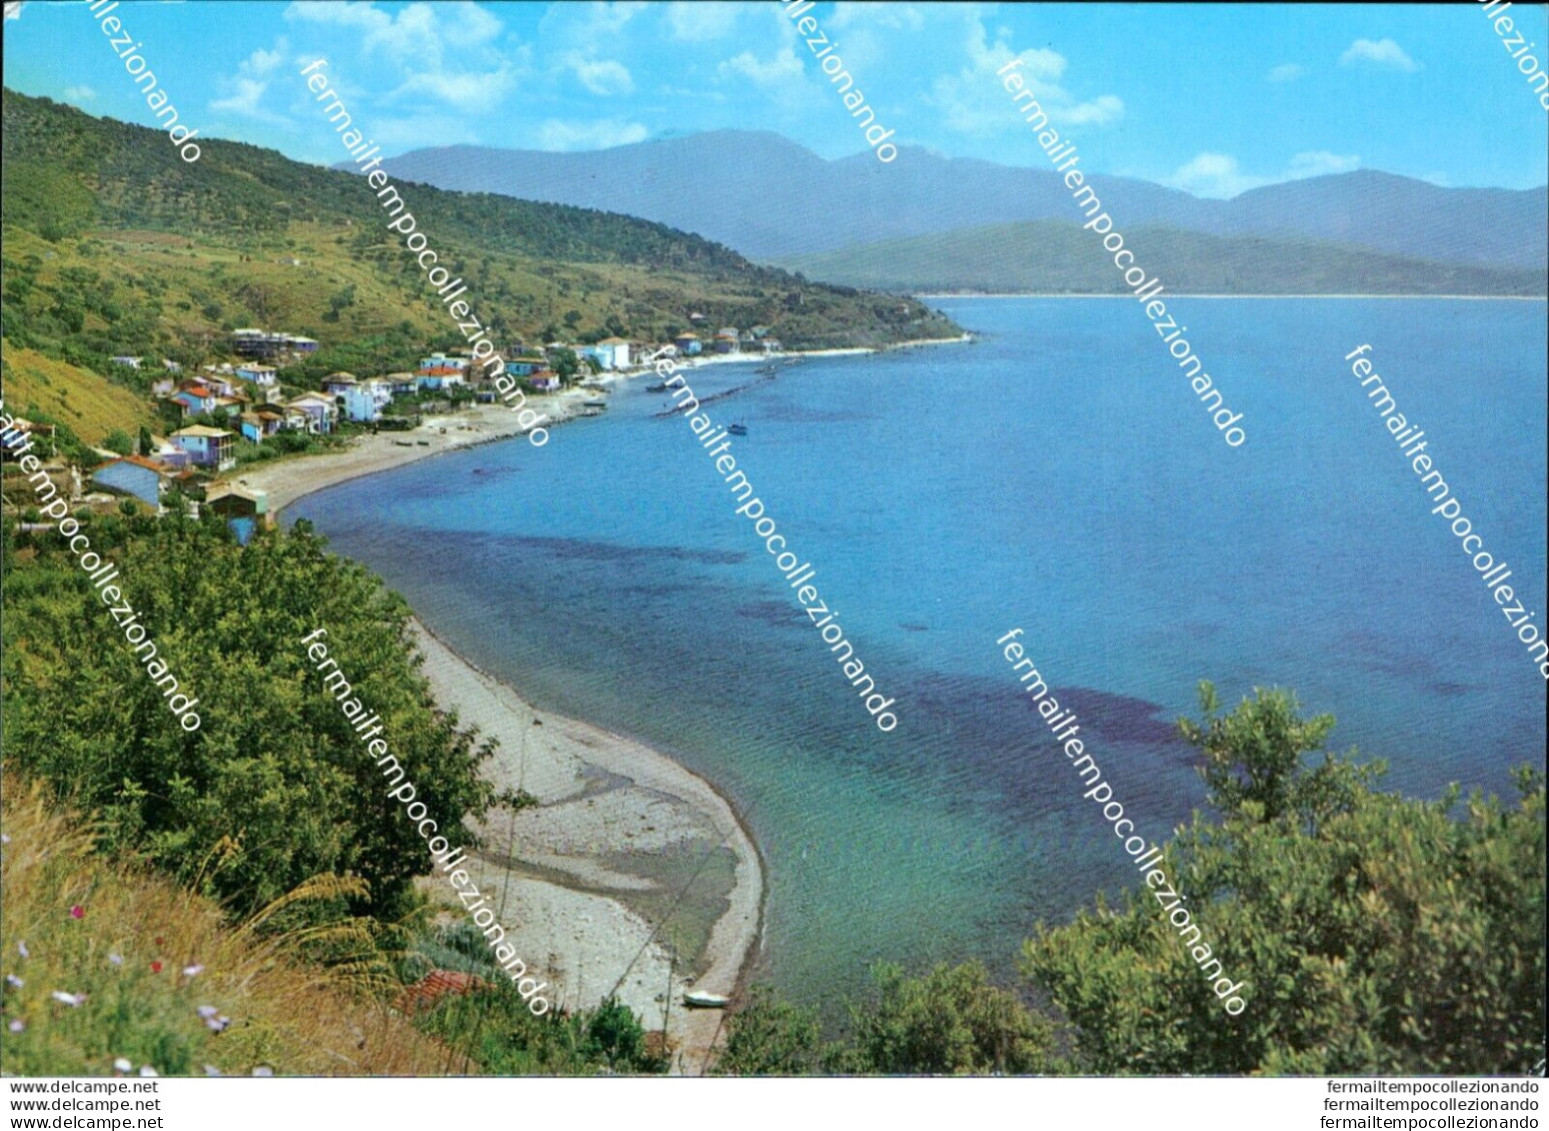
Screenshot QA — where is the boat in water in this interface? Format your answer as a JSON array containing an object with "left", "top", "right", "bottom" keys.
[
  {"left": 583, "top": 399, "right": 607, "bottom": 409},
  {"left": 727, "top": 422, "right": 748, "bottom": 436},
  {"left": 682, "top": 991, "right": 730, "bottom": 1009},
  {"left": 645, "top": 382, "right": 669, "bottom": 392}
]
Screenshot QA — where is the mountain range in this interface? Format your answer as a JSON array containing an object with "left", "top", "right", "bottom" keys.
[
  {"left": 771, "top": 221, "right": 1547, "bottom": 297},
  {"left": 356, "top": 132, "right": 1548, "bottom": 289}
]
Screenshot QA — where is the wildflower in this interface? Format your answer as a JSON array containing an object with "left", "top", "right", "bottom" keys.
[
  {"left": 16, "top": 942, "right": 28, "bottom": 959},
  {"left": 252, "top": 1066, "right": 273, "bottom": 1077},
  {"left": 197, "top": 1005, "right": 218, "bottom": 1019},
  {"left": 150, "top": 961, "right": 162, "bottom": 974},
  {"left": 182, "top": 964, "right": 204, "bottom": 977},
  {"left": 8, "top": 1019, "right": 24, "bottom": 1033},
  {"left": 113, "top": 1057, "right": 132, "bottom": 1073},
  {"left": 139, "top": 1066, "right": 158, "bottom": 1078},
  {"left": 69, "top": 905, "right": 84, "bottom": 920},
  {"left": 108, "top": 954, "right": 123, "bottom": 966},
  {"left": 51, "top": 991, "right": 85, "bottom": 1006},
  {"left": 5, "top": 975, "right": 22, "bottom": 989},
  {"left": 203, "top": 1065, "right": 221, "bottom": 1077},
  {"left": 206, "top": 1018, "right": 227, "bottom": 1032},
  {"left": 154, "top": 937, "right": 164, "bottom": 946}
]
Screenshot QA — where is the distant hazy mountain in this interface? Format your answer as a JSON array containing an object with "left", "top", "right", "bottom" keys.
[
  {"left": 357, "top": 132, "right": 1547, "bottom": 272},
  {"left": 771, "top": 220, "right": 1547, "bottom": 296}
]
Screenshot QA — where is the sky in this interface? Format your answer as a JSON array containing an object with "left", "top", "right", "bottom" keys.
[{"left": 3, "top": 1, "right": 1546, "bottom": 196}]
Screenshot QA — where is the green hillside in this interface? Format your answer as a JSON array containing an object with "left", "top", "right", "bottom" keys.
[
  {"left": 772, "top": 219, "right": 1547, "bottom": 296},
  {"left": 0, "top": 88, "right": 958, "bottom": 386}
]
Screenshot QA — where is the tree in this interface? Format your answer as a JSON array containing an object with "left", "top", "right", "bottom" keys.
[
  {"left": 137, "top": 425, "right": 155, "bottom": 457},
  {"left": 1, "top": 518, "right": 497, "bottom": 921},
  {"left": 583, "top": 997, "right": 666, "bottom": 1073},
  {"left": 847, "top": 962, "right": 1053, "bottom": 1075},
  {"left": 102, "top": 429, "right": 133, "bottom": 455},
  {"left": 717, "top": 965, "right": 1053, "bottom": 1076},
  {"left": 715, "top": 985, "right": 827, "bottom": 1076},
  {"left": 1021, "top": 684, "right": 1545, "bottom": 1075},
  {"left": 549, "top": 348, "right": 579, "bottom": 385}
]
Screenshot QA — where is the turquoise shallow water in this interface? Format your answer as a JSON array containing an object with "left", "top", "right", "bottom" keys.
[{"left": 294, "top": 298, "right": 1547, "bottom": 1008}]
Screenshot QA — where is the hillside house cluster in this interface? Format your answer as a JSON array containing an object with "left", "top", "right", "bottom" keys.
[{"left": 230, "top": 328, "right": 319, "bottom": 361}]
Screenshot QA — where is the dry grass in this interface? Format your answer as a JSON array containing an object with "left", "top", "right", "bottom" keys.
[
  {"left": 0, "top": 341, "right": 156, "bottom": 447},
  {"left": 0, "top": 773, "right": 449, "bottom": 1076}
]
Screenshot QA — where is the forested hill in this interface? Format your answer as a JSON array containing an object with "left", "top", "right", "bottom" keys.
[{"left": 0, "top": 88, "right": 957, "bottom": 369}]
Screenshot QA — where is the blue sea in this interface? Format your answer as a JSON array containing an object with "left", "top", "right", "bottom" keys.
[{"left": 293, "top": 298, "right": 1548, "bottom": 1008}]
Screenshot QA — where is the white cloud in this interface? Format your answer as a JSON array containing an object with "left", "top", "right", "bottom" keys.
[
  {"left": 1287, "top": 150, "right": 1361, "bottom": 177},
  {"left": 562, "top": 53, "right": 634, "bottom": 96},
  {"left": 1167, "top": 153, "right": 1261, "bottom": 198},
  {"left": 718, "top": 47, "right": 804, "bottom": 89},
  {"left": 210, "top": 39, "right": 291, "bottom": 123},
  {"left": 534, "top": 118, "right": 649, "bottom": 151},
  {"left": 62, "top": 85, "right": 96, "bottom": 103},
  {"left": 288, "top": 1, "right": 500, "bottom": 64},
  {"left": 829, "top": 2, "right": 926, "bottom": 32},
  {"left": 1165, "top": 150, "right": 1362, "bottom": 199},
  {"left": 924, "top": 11, "right": 1124, "bottom": 137},
  {"left": 1266, "top": 63, "right": 1304, "bottom": 83},
  {"left": 538, "top": 1, "right": 648, "bottom": 45},
  {"left": 1059, "top": 95, "right": 1124, "bottom": 127},
  {"left": 1339, "top": 38, "right": 1420, "bottom": 72},
  {"left": 391, "top": 65, "right": 520, "bottom": 113},
  {"left": 285, "top": 1, "right": 513, "bottom": 112},
  {"left": 665, "top": 1, "right": 742, "bottom": 41}
]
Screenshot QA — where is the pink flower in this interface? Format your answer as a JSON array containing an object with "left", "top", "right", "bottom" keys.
[
  {"left": 7, "top": 1019, "right": 24, "bottom": 1033},
  {"left": 252, "top": 1066, "right": 273, "bottom": 1077},
  {"left": 138, "top": 1066, "right": 157, "bottom": 1078},
  {"left": 108, "top": 954, "right": 123, "bottom": 966},
  {"left": 203, "top": 1065, "right": 221, "bottom": 1077},
  {"left": 16, "top": 942, "right": 28, "bottom": 959},
  {"left": 51, "top": 991, "right": 85, "bottom": 1007},
  {"left": 69, "top": 906, "right": 84, "bottom": 920},
  {"left": 197, "top": 1005, "right": 218, "bottom": 1019},
  {"left": 5, "top": 975, "right": 22, "bottom": 989}
]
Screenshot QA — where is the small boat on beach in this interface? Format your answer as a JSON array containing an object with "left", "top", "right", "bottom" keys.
[
  {"left": 682, "top": 991, "right": 730, "bottom": 1009},
  {"left": 583, "top": 398, "right": 607, "bottom": 409},
  {"left": 727, "top": 423, "right": 748, "bottom": 437}
]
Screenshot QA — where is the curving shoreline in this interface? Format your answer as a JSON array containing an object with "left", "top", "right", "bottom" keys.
[
  {"left": 236, "top": 335, "right": 967, "bottom": 1068},
  {"left": 408, "top": 618, "right": 764, "bottom": 1073}
]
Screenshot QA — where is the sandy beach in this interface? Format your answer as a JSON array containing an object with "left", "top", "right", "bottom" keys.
[{"left": 410, "top": 621, "right": 762, "bottom": 1074}]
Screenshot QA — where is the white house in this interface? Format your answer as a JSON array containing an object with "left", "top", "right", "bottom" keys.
[
  {"left": 591, "top": 337, "right": 632, "bottom": 370},
  {"left": 341, "top": 378, "right": 393, "bottom": 423},
  {"left": 236, "top": 363, "right": 279, "bottom": 388}
]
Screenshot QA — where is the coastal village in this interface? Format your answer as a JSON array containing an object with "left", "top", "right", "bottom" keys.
[
  {"left": 1, "top": 313, "right": 788, "bottom": 1068},
  {"left": 1, "top": 319, "right": 786, "bottom": 539}
]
